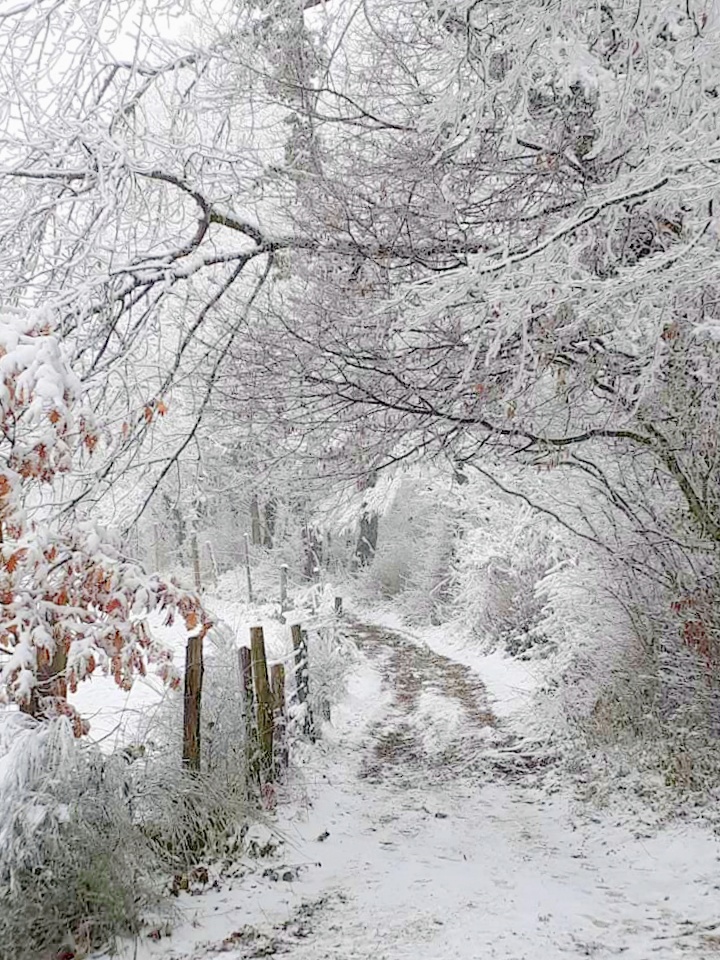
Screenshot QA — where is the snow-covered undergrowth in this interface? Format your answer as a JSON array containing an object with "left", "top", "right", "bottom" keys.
[
  {"left": 0, "top": 624, "right": 257, "bottom": 959},
  {"left": 0, "top": 571, "right": 355, "bottom": 959},
  {"left": 353, "top": 470, "right": 720, "bottom": 819},
  {"left": 0, "top": 713, "right": 164, "bottom": 959}
]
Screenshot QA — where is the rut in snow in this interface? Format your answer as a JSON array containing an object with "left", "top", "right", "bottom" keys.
[{"left": 351, "top": 621, "right": 550, "bottom": 787}]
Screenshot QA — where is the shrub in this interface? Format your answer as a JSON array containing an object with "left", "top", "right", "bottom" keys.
[
  {"left": 0, "top": 626, "right": 254, "bottom": 959},
  {"left": 452, "top": 500, "right": 560, "bottom": 655},
  {"left": 0, "top": 714, "right": 165, "bottom": 959}
]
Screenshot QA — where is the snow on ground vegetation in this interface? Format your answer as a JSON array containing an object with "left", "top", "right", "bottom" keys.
[{"left": 97, "top": 616, "right": 720, "bottom": 960}]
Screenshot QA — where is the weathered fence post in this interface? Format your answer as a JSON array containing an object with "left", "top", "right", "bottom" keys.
[
  {"left": 250, "top": 626, "right": 273, "bottom": 779},
  {"left": 182, "top": 634, "right": 204, "bottom": 772},
  {"left": 191, "top": 532, "right": 202, "bottom": 593},
  {"left": 271, "top": 663, "right": 288, "bottom": 775},
  {"left": 239, "top": 646, "right": 258, "bottom": 783},
  {"left": 244, "top": 533, "right": 254, "bottom": 604},
  {"left": 291, "top": 623, "right": 315, "bottom": 740}
]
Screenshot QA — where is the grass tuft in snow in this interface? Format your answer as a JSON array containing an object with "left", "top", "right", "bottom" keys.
[{"left": 0, "top": 713, "right": 166, "bottom": 959}]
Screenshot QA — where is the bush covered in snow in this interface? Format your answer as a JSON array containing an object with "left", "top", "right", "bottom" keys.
[
  {"left": 0, "top": 625, "right": 256, "bottom": 959},
  {"left": 292, "top": 583, "right": 357, "bottom": 725},
  {"left": 360, "top": 474, "right": 559, "bottom": 653},
  {"left": 0, "top": 713, "right": 164, "bottom": 959},
  {"left": 355, "top": 467, "right": 720, "bottom": 803},
  {"left": 452, "top": 499, "right": 561, "bottom": 656},
  {"left": 360, "top": 475, "right": 457, "bottom": 624},
  {"left": 130, "top": 624, "right": 251, "bottom": 862}
]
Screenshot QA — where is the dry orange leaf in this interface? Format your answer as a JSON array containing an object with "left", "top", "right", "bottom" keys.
[{"left": 5, "top": 549, "right": 26, "bottom": 573}]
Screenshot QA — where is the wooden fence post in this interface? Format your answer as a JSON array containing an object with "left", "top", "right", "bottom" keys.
[
  {"left": 182, "top": 634, "right": 204, "bottom": 772},
  {"left": 239, "top": 646, "right": 258, "bottom": 783},
  {"left": 271, "top": 663, "right": 288, "bottom": 775},
  {"left": 191, "top": 533, "right": 202, "bottom": 593},
  {"left": 291, "top": 624, "right": 315, "bottom": 740},
  {"left": 244, "top": 533, "right": 253, "bottom": 604},
  {"left": 250, "top": 626, "right": 273, "bottom": 779},
  {"left": 205, "top": 540, "right": 219, "bottom": 585}
]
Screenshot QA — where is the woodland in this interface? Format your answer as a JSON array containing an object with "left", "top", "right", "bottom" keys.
[{"left": 1, "top": 0, "right": 720, "bottom": 957}]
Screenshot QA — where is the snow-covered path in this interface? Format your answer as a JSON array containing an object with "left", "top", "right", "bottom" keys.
[{"left": 126, "top": 621, "right": 720, "bottom": 960}]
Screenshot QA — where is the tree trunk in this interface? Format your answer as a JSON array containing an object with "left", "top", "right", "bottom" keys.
[
  {"left": 182, "top": 635, "right": 204, "bottom": 772},
  {"left": 250, "top": 495, "right": 263, "bottom": 546},
  {"left": 21, "top": 641, "right": 68, "bottom": 721},
  {"left": 355, "top": 471, "right": 379, "bottom": 567},
  {"left": 302, "top": 522, "right": 322, "bottom": 580},
  {"left": 263, "top": 499, "right": 276, "bottom": 548},
  {"left": 355, "top": 511, "right": 378, "bottom": 566}
]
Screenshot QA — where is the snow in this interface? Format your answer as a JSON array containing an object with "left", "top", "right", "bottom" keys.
[
  {"left": 69, "top": 610, "right": 187, "bottom": 748},
  {"left": 97, "top": 615, "right": 720, "bottom": 960},
  {"left": 345, "top": 602, "right": 542, "bottom": 731},
  {"left": 467, "top": 648, "right": 540, "bottom": 722},
  {"left": 69, "top": 670, "right": 169, "bottom": 748},
  {"left": 411, "top": 689, "right": 465, "bottom": 754}
]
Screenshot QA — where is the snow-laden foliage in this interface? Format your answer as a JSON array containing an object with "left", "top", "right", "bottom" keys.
[
  {"left": 352, "top": 463, "right": 720, "bottom": 798},
  {"left": 0, "top": 308, "right": 210, "bottom": 731},
  {"left": 0, "top": 714, "right": 164, "bottom": 958},
  {"left": 0, "top": 629, "right": 255, "bottom": 958},
  {"left": 5, "top": 10, "right": 720, "bottom": 952},
  {"left": 360, "top": 474, "right": 457, "bottom": 623},
  {"left": 453, "top": 499, "right": 562, "bottom": 656},
  {"left": 529, "top": 555, "right": 643, "bottom": 737},
  {"left": 293, "top": 583, "right": 357, "bottom": 723}
]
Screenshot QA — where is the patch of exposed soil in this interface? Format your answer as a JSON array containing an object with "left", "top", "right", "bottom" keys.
[
  {"left": 198, "top": 895, "right": 349, "bottom": 958},
  {"left": 349, "top": 621, "right": 503, "bottom": 784},
  {"left": 351, "top": 622, "right": 494, "bottom": 727},
  {"left": 349, "top": 621, "right": 556, "bottom": 787}
]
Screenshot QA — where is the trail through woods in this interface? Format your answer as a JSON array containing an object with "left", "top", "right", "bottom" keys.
[{"left": 122, "top": 622, "right": 720, "bottom": 960}]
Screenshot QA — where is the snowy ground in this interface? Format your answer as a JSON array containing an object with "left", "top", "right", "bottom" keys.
[{"left": 102, "top": 618, "right": 720, "bottom": 960}]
